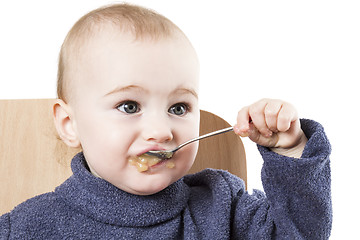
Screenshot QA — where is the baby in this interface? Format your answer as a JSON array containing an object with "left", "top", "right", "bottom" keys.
[{"left": 0, "top": 3, "right": 332, "bottom": 239}]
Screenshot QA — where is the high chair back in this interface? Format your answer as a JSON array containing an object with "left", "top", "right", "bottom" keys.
[{"left": 0, "top": 99, "right": 246, "bottom": 215}]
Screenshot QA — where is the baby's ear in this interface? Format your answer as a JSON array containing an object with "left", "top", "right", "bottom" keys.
[{"left": 53, "top": 99, "right": 81, "bottom": 148}]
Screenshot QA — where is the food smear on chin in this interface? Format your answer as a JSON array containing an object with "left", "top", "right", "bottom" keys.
[
  {"left": 129, "top": 154, "right": 175, "bottom": 172},
  {"left": 165, "top": 161, "right": 175, "bottom": 169}
]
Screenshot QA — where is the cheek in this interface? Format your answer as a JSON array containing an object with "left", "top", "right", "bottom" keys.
[
  {"left": 182, "top": 112, "right": 200, "bottom": 141},
  {"left": 174, "top": 113, "right": 200, "bottom": 170},
  {"left": 75, "top": 110, "right": 136, "bottom": 162},
  {"left": 79, "top": 118, "right": 138, "bottom": 181},
  {"left": 184, "top": 141, "right": 199, "bottom": 166}
]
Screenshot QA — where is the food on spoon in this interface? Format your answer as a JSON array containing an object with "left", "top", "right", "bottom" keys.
[{"left": 129, "top": 153, "right": 175, "bottom": 172}]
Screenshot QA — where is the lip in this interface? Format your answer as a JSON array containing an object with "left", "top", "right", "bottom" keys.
[
  {"left": 129, "top": 146, "right": 176, "bottom": 172},
  {"left": 136, "top": 145, "right": 167, "bottom": 157}
]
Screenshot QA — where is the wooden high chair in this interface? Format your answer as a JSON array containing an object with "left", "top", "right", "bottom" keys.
[{"left": 0, "top": 99, "right": 246, "bottom": 215}]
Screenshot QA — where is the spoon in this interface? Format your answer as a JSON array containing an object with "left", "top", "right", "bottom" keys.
[{"left": 144, "top": 126, "right": 234, "bottom": 160}]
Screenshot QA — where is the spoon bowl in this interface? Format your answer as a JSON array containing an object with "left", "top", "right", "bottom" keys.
[{"left": 144, "top": 126, "right": 234, "bottom": 160}]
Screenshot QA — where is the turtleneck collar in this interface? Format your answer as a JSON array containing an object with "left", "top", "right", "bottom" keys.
[{"left": 55, "top": 152, "right": 190, "bottom": 227}]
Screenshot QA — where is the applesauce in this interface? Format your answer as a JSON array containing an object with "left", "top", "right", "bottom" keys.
[{"left": 129, "top": 154, "right": 175, "bottom": 172}]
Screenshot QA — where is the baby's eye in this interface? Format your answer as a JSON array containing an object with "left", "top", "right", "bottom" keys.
[
  {"left": 117, "top": 101, "right": 140, "bottom": 114},
  {"left": 168, "top": 103, "right": 189, "bottom": 116}
]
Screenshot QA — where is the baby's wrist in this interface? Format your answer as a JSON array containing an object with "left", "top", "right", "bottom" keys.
[{"left": 270, "top": 133, "right": 308, "bottom": 158}]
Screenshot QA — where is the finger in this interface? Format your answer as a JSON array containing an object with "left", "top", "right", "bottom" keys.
[
  {"left": 234, "top": 106, "right": 250, "bottom": 137},
  {"left": 248, "top": 101, "right": 273, "bottom": 137},
  {"left": 247, "top": 122, "right": 261, "bottom": 143},
  {"left": 264, "top": 100, "right": 283, "bottom": 132},
  {"left": 277, "top": 102, "right": 298, "bottom": 132},
  {"left": 247, "top": 122, "right": 279, "bottom": 147}
]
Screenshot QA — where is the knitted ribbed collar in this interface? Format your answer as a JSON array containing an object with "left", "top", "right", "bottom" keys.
[{"left": 55, "top": 152, "right": 189, "bottom": 227}]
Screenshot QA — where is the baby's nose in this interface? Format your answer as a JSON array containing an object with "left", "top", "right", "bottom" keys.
[{"left": 141, "top": 115, "right": 173, "bottom": 143}]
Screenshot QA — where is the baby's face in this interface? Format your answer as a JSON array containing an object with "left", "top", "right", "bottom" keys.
[{"left": 68, "top": 29, "right": 200, "bottom": 195}]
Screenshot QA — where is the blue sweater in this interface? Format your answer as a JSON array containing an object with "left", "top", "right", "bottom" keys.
[{"left": 0, "top": 119, "right": 332, "bottom": 239}]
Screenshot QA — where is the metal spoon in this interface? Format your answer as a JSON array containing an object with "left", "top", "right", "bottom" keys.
[{"left": 145, "top": 126, "right": 234, "bottom": 160}]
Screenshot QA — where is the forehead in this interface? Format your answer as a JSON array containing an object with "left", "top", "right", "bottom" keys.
[{"left": 71, "top": 26, "right": 199, "bottom": 99}]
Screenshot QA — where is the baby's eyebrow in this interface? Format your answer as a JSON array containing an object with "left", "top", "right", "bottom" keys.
[
  {"left": 104, "top": 85, "right": 148, "bottom": 97},
  {"left": 170, "top": 87, "right": 198, "bottom": 99},
  {"left": 104, "top": 85, "right": 198, "bottom": 99}
]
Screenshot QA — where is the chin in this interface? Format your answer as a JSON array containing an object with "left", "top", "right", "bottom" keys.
[
  {"left": 128, "top": 177, "right": 175, "bottom": 196},
  {"left": 129, "top": 184, "right": 168, "bottom": 196}
]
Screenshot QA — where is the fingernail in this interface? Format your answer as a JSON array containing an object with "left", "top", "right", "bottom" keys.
[
  {"left": 234, "top": 125, "right": 249, "bottom": 137},
  {"left": 265, "top": 131, "right": 273, "bottom": 137},
  {"left": 233, "top": 125, "right": 240, "bottom": 133}
]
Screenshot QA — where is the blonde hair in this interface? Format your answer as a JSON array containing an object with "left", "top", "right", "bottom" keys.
[{"left": 57, "top": 3, "right": 183, "bottom": 102}]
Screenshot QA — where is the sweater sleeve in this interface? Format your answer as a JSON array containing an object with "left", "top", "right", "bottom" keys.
[
  {"left": 233, "top": 119, "right": 332, "bottom": 239},
  {"left": 0, "top": 213, "right": 10, "bottom": 239}
]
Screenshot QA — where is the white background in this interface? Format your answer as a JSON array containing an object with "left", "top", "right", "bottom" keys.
[{"left": 1, "top": 0, "right": 359, "bottom": 238}]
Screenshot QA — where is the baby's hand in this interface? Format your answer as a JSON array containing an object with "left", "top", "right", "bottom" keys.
[{"left": 234, "top": 99, "right": 308, "bottom": 158}]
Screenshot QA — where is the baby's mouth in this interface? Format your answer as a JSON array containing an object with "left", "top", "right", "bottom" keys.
[{"left": 129, "top": 153, "right": 175, "bottom": 172}]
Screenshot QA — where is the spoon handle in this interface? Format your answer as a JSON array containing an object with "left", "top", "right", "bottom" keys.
[{"left": 174, "top": 126, "right": 234, "bottom": 152}]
